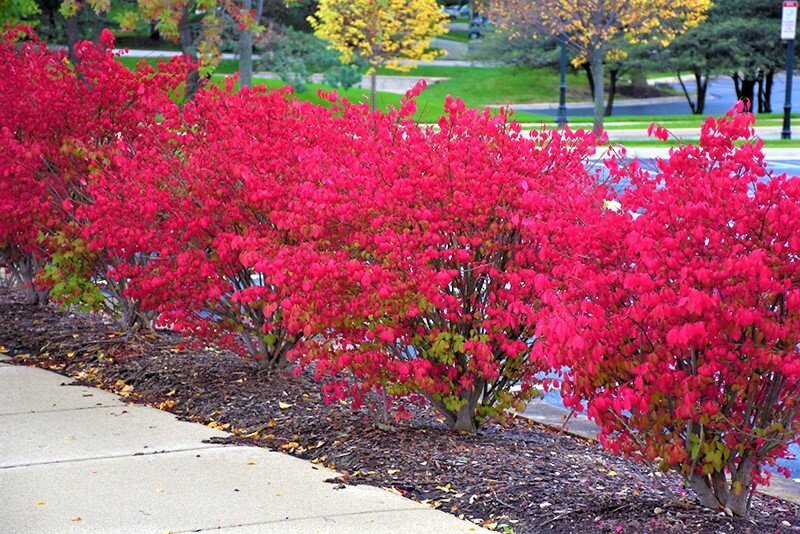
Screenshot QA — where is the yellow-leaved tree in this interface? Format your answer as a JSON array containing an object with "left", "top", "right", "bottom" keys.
[
  {"left": 309, "top": 0, "right": 448, "bottom": 110},
  {"left": 493, "top": 0, "right": 711, "bottom": 130}
]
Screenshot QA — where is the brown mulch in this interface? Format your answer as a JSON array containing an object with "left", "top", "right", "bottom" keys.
[
  {"left": 616, "top": 84, "right": 675, "bottom": 99},
  {"left": 0, "top": 285, "right": 797, "bottom": 533}
]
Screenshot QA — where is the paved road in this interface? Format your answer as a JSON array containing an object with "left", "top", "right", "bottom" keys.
[{"left": 513, "top": 73, "right": 800, "bottom": 118}]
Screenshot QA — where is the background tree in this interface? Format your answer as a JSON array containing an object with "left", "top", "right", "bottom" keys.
[
  {"left": 120, "top": 0, "right": 251, "bottom": 99},
  {"left": 0, "top": 0, "right": 39, "bottom": 25},
  {"left": 665, "top": 25, "right": 736, "bottom": 114},
  {"left": 493, "top": 0, "right": 710, "bottom": 130},
  {"left": 666, "top": 0, "right": 790, "bottom": 115},
  {"left": 257, "top": 27, "right": 362, "bottom": 91},
  {"left": 309, "top": 0, "right": 447, "bottom": 110}
]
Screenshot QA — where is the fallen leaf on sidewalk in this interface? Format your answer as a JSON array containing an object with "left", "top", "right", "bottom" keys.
[
  {"left": 154, "top": 488, "right": 165, "bottom": 494},
  {"left": 35, "top": 501, "right": 45, "bottom": 505},
  {"left": 71, "top": 516, "right": 82, "bottom": 522},
  {"left": 247, "top": 460, "right": 258, "bottom": 465}
]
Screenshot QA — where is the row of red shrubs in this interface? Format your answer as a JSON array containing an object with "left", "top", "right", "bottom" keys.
[{"left": 1, "top": 27, "right": 798, "bottom": 516}]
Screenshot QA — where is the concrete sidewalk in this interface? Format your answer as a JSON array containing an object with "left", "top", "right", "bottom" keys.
[{"left": 0, "top": 355, "right": 487, "bottom": 534}]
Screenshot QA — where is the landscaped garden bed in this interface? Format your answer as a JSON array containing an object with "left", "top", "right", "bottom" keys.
[{"left": 1, "top": 286, "right": 797, "bottom": 533}]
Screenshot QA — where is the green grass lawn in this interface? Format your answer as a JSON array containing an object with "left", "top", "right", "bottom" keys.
[
  {"left": 116, "top": 56, "right": 800, "bottom": 128},
  {"left": 437, "top": 31, "right": 472, "bottom": 43}
]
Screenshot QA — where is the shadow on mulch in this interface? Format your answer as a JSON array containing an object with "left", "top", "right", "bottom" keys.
[{"left": 0, "top": 286, "right": 797, "bottom": 533}]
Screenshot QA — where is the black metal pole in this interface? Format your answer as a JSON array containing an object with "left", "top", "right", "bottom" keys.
[
  {"left": 783, "top": 38, "right": 795, "bottom": 139},
  {"left": 556, "top": 33, "right": 568, "bottom": 129}
]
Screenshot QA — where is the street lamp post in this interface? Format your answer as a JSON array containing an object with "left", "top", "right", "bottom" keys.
[
  {"left": 781, "top": 1, "right": 798, "bottom": 139},
  {"left": 556, "top": 33, "right": 568, "bottom": 129}
]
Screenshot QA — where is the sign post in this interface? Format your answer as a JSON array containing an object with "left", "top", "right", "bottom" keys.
[
  {"left": 782, "top": 1, "right": 797, "bottom": 139},
  {"left": 556, "top": 33, "right": 568, "bottom": 129}
]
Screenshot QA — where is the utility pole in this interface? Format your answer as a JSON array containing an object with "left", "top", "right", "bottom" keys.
[
  {"left": 240, "top": 0, "right": 254, "bottom": 89},
  {"left": 781, "top": 1, "right": 797, "bottom": 139},
  {"left": 556, "top": 33, "right": 568, "bottom": 129}
]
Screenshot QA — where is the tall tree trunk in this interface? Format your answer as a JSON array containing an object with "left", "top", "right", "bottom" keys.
[
  {"left": 757, "top": 70, "right": 765, "bottom": 113},
  {"left": 764, "top": 70, "right": 774, "bottom": 113},
  {"left": 239, "top": 0, "right": 253, "bottom": 89},
  {"left": 583, "top": 63, "right": 595, "bottom": 99},
  {"left": 589, "top": 47, "right": 605, "bottom": 131},
  {"left": 732, "top": 72, "right": 742, "bottom": 100},
  {"left": 65, "top": 13, "right": 80, "bottom": 64},
  {"left": 605, "top": 68, "right": 618, "bottom": 117},
  {"left": 677, "top": 71, "right": 698, "bottom": 114},
  {"left": 178, "top": 6, "right": 201, "bottom": 102},
  {"left": 740, "top": 78, "right": 756, "bottom": 112},
  {"left": 149, "top": 22, "right": 160, "bottom": 41}
]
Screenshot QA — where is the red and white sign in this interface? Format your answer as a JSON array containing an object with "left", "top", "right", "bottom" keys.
[{"left": 783, "top": 1, "right": 798, "bottom": 40}]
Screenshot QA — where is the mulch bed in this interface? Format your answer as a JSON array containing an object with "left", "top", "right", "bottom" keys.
[
  {"left": 616, "top": 84, "right": 675, "bottom": 99},
  {"left": 0, "top": 285, "right": 797, "bottom": 533}
]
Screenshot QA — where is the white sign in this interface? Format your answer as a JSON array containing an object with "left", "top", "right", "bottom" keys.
[{"left": 783, "top": 1, "right": 798, "bottom": 40}]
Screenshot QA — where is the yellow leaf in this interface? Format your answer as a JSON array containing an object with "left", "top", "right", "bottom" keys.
[
  {"left": 278, "top": 402, "right": 293, "bottom": 409},
  {"left": 66, "top": 352, "right": 75, "bottom": 358},
  {"left": 247, "top": 460, "right": 258, "bottom": 465},
  {"left": 155, "top": 488, "right": 165, "bottom": 493},
  {"left": 387, "top": 469, "right": 400, "bottom": 475},
  {"left": 165, "top": 389, "right": 176, "bottom": 397},
  {"left": 281, "top": 441, "right": 300, "bottom": 451},
  {"left": 0, "top": 345, "right": 7, "bottom": 353},
  {"left": 608, "top": 470, "right": 618, "bottom": 476},
  {"left": 208, "top": 421, "right": 230, "bottom": 430},
  {"left": 157, "top": 400, "right": 176, "bottom": 410},
  {"left": 35, "top": 501, "right": 45, "bottom": 505}
]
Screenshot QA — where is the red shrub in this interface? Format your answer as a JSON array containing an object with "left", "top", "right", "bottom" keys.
[
  {"left": 543, "top": 107, "right": 800, "bottom": 516},
  {"left": 281, "top": 91, "right": 608, "bottom": 432}
]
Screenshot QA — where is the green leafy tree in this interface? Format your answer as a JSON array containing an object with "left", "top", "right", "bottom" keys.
[
  {"left": 667, "top": 0, "right": 788, "bottom": 114},
  {"left": 0, "top": 0, "right": 40, "bottom": 25},
  {"left": 258, "top": 27, "right": 363, "bottom": 92}
]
